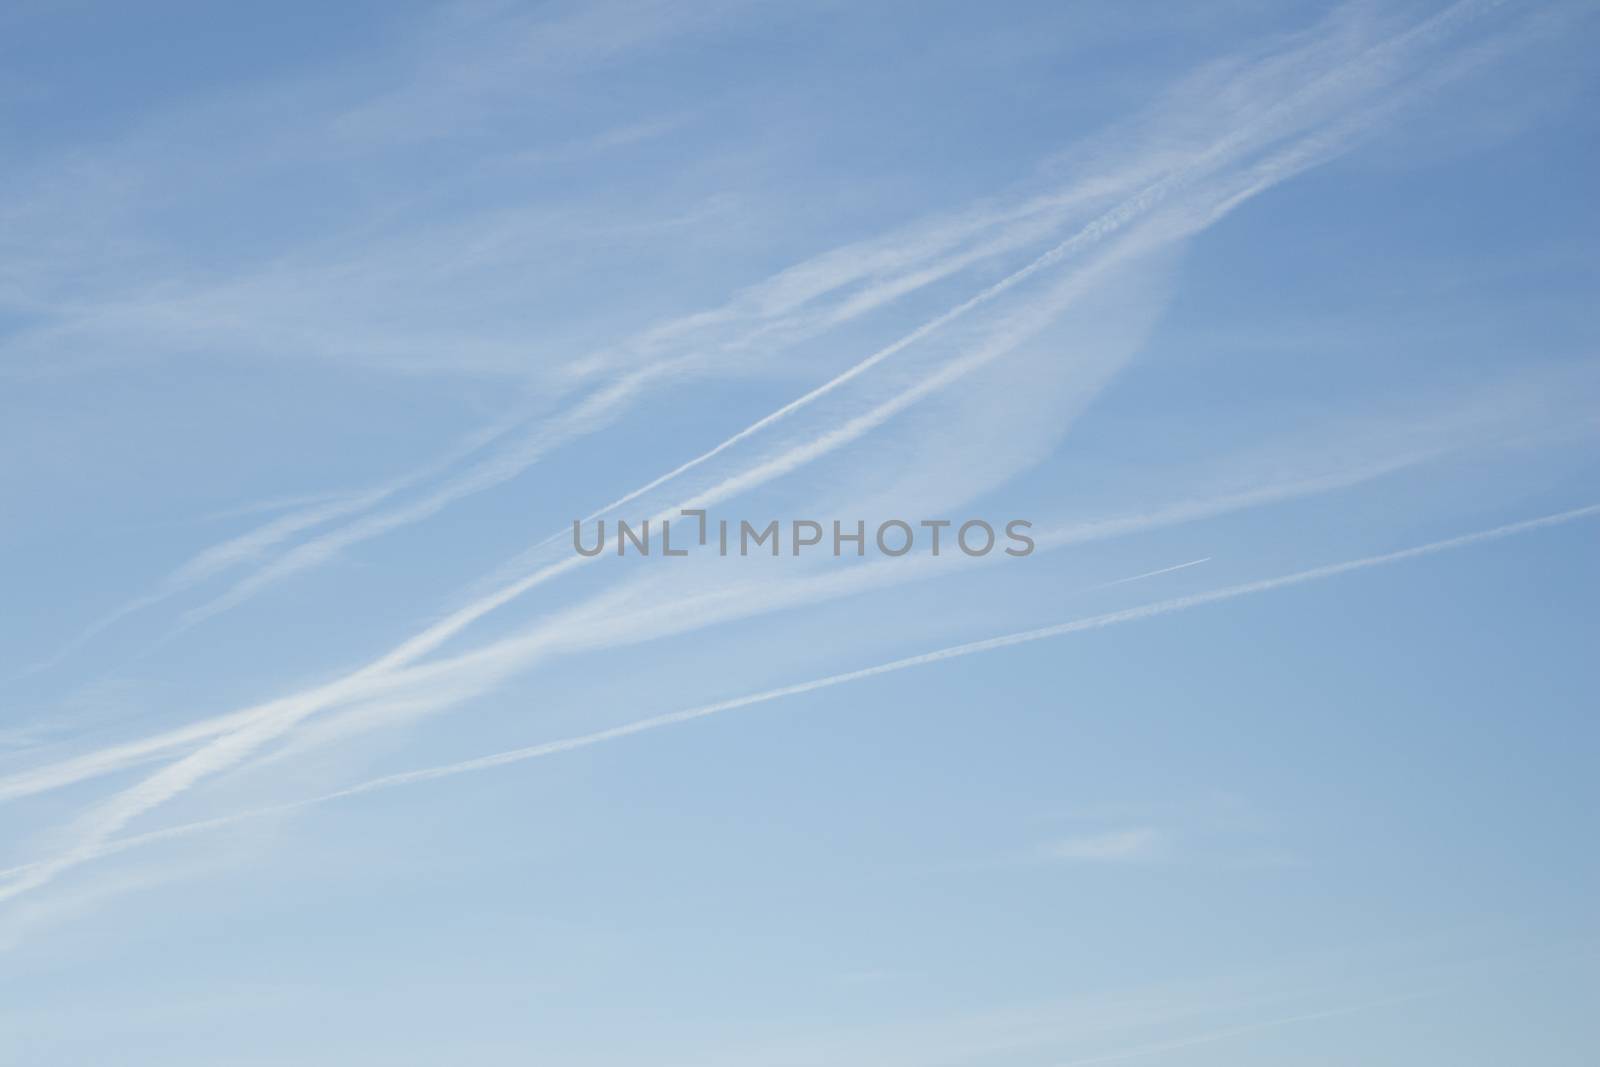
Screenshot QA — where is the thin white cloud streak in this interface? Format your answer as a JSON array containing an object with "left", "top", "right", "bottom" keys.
[
  {"left": 1099, "top": 560, "right": 1211, "bottom": 587},
  {"left": 50, "top": 0, "right": 1519, "bottom": 648},
  {"left": 5, "top": 14, "right": 1171, "bottom": 642},
  {"left": 302, "top": 502, "right": 1600, "bottom": 800},
  {"left": 145, "top": 167, "right": 1174, "bottom": 751},
  {"left": 0, "top": 1, "right": 1542, "bottom": 910},
  {"left": 189, "top": 489, "right": 352, "bottom": 523},
  {"left": 164, "top": 412, "right": 522, "bottom": 588},
  {"left": 497, "top": 390, "right": 1575, "bottom": 685},
  {"left": 164, "top": 191, "right": 1047, "bottom": 622},
  {"left": 323, "top": 0, "right": 745, "bottom": 150},
  {"left": 16, "top": 340, "right": 1583, "bottom": 796},
  {"left": 0, "top": 427, "right": 1529, "bottom": 807},
  {"left": 0, "top": 706, "right": 269, "bottom": 805},
  {"left": 0, "top": 855, "right": 221, "bottom": 954},
  {"left": 22, "top": 412, "right": 524, "bottom": 674},
  {"left": 168, "top": 386, "right": 643, "bottom": 632},
  {"left": 154, "top": 175, "right": 1139, "bottom": 631},
  {"left": 6, "top": 502, "right": 1592, "bottom": 893},
  {"left": 109, "top": 206, "right": 1122, "bottom": 638},
  {"left": 569, "top": 178, "right": 1142, "bottom": 383},
  {"left": 526, "top": 116, "right": 1402, "bottom": 591},
  {"left": 0, "top": 1, "right": 733, "bottom": 359},
  {"left": 0, "top": 471, "right": 1331, "bottom": 804},
  {"left": 1034, "top": 459, "right": 1437, "bottom": 554},
  {"left": 315, "top": 444, "right": 1453, "bottom": 750},
  {"left": 577, "top": 235, "right": 1104, "bottom": 522},
  {"left": 0, "top": 670, "right": 394, "bottom": 905},
  {"left": 576, "top": 0, "right": 1514, "bottom": 525},
  {"left": 614, "top": 117, "right": 1441, "bottom": 538},
  {"left": 1045, "top": 829, "right": 1162, "bottom": 862},
  {"left": 577, "top": 198, "right": 1175, "bottom": 526},
  {"left": 508, "top": 0, "right": 1537, "bottom": 567},
  {"left": 15, "top": 493, "right": 381, "bottom": 677}
]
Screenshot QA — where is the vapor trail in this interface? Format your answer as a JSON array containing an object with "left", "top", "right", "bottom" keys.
[
  {"left": 7, "top": 502, "right": 1590, "bottom": 889},
  {"left": 573, "top": 0, "right": 1506, "bottom": 527},
  {"left": 0, "top": 455, "right": 1443, "bottom": 806},
  {"left": 0, "top": 0, "right": 1542, "bottom": 913},
  {"left": 1099, "top": 558, "right": 1212, "bottom": 586}
]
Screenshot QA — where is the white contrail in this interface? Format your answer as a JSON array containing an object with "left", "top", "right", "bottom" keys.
[
  {"left": 0, "top": 443, "right": 1510, "bottom": 805},
  {"left": 0, "top": 1, "right": 1538, "bottom": 910},
  {"left": 189, "top": 489, "right": 353, "bottom": 522},
  {"left": 166, "top": 187, "right": 1131, "bottom": 630},
  {"left": 27, "top": 179, "right": 1112, "bottom": 660},
  {"left": 654, "top": 111, "right": 1423, "bottom": 526},
  {"left": 18, "top": 411, "right": 524, "bottom": 676},
  {"left": 529, "top": 108, "right": 1387, "bottom": 581},
  {"left": 225, "top": 0, "right": 1531, "bottom": 670},
  {"left": 6, "top": 502, "right": 1591, "bottom": 890},
  {"left": 1099, "top": 558, "right": 1212, "bottom": 587},
  {"left": 573, "top": 0, "right": 1507, "bottom": 527},
  {"left": 0, "top": 706, "right": 270, "bottom": 804}
]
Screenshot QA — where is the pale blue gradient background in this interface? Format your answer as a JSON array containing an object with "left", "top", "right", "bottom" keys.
[{"left": 1, "top": 2, "right": 1597, "bottom": 1064}]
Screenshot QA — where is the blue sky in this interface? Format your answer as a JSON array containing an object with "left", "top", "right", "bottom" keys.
[{"left": 1, "top": 1, "right": 1598, "bottom": 1063}]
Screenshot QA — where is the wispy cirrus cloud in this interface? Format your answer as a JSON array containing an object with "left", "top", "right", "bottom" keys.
[
  {"left": 0, "top": 400, "right": 1520, "bottom": 810},
  {"left": 6, "top": 501, "right": 1594, "bottom": 897},
  {"left": 1043, "top": 829, "right": 1164, "bottom": 863},
  {"left": 1, "top": 0, "right": 1591, "bottom": 957}
]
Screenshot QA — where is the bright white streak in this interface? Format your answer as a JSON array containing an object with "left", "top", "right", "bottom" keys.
[{"left": 7, "top": 502, "right": 1590, "bottom": 887}]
